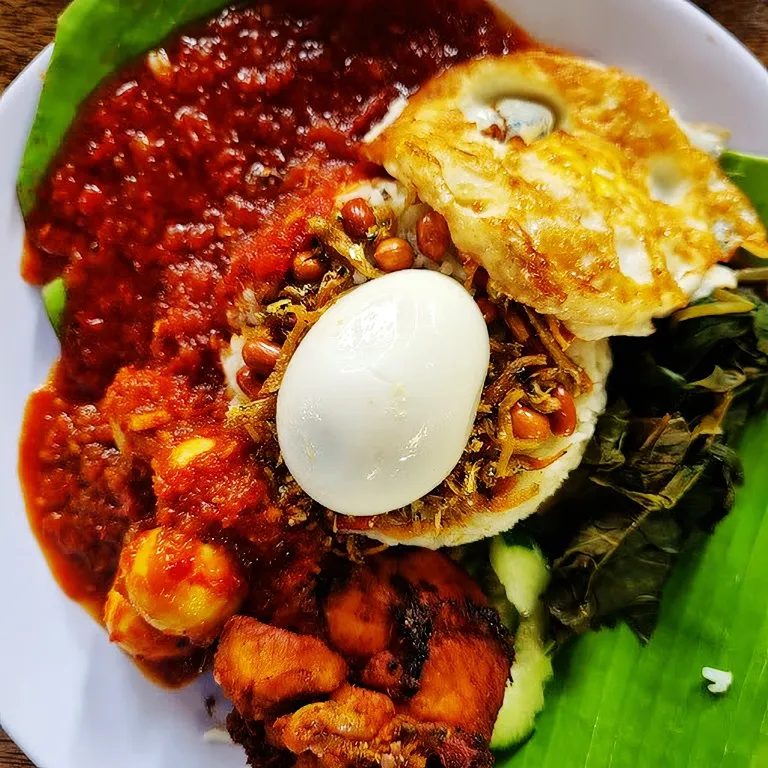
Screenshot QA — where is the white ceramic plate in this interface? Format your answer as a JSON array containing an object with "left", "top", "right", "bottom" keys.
[{"left": 1, "top": 2, "right": 767, "bottom": 767}]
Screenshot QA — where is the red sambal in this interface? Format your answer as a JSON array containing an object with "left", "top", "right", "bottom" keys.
[{"left": 19, "top": 0, "right": 529, "bottom": 685}]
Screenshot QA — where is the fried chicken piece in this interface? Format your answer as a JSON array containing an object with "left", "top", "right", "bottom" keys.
[
  {"left": 223, "top": 549, "right": 511, "bottom": 768},
  {"left": 214, "top": 616, "right": 348, "bottom": 720},
  {"left": 269, "top": 685, "right": 396, "bottom": 754},
  {"left": 360, "top": 651, "right": 406, "bottom": 698},
  {"left": 403, "top": 635, "right": 507, "bottom": 740},
  {"left": 394, "top": 549, "right": 487, "bottom": 604},
  {"left": 326, "top": 548, "right": 510, "bottom": 717},
  {"left": 324, "top": 565, "right": 395, "bottom": 658},
  {"left": 269, "top": 685, "right": 495, "bottom": 768}
]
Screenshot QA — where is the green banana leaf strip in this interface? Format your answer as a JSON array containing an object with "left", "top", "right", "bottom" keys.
[
  {"left": 17, "top": 0, "right": 230, "bottom": 216},
  {"left": 720, "top": 150, "right": 768, "bottom": 229},
  {"left": 41, "top": 277, "right": 67, "bottom": 337},
  {"left": 503, "top": 418, "right": 768, "bottom": 767}
]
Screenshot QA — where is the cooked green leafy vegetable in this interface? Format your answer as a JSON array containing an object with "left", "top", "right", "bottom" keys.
[
  {"left": 17, "top": 0, "right": 230, "bottom": 216},
  {"left": 533, "top": 286, "right": 768, "bottom": 642},
  {"left": 41, "top": 277, "right": 67, "bottom": 337}
]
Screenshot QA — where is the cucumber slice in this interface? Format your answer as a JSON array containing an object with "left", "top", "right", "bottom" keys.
[
  {"left": 491, "top": 617, "right": 553, "bottom": 750},
  {"left": 490, "top": 534, "right": 549, "bottom": 617},
  {"left": 42, "top": 277, "right": 66, "bottom": 337},
  {"left": 490, "top": 535, "right": 553, "bottom": 751}
]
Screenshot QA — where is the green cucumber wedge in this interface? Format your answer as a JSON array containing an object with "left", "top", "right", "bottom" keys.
[
  {"left": 720, "top": 150, "right": 768, "bottom": 229},
  {"left": 490, "top": 535, "right": 553, "bottom": 751},
  {"left": 491, "top": 534, "right": 550, "bottom": 618}
]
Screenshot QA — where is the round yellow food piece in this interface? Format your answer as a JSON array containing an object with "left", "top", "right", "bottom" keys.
[
  {"left": 122, "top": 527, "right": 247, "bottom": 646},
  {"left": 103, "top": 588, "right": 190, "bottom": 662}
]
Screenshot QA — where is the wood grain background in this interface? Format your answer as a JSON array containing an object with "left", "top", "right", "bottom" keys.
[{"left": 0, "top": 0, "right": 766, "bottom": 765}]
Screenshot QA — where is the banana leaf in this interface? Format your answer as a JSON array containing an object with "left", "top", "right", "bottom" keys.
[
  {"left": 17, "top": 0, "right": 230, "bottom": 216},
  {"left": 504, "top": 419, "right": 768, "bottom": 767}
]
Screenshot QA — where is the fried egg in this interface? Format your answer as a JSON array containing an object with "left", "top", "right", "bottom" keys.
[{"left": 365, "top": 53, "right": 768, "bottom": 340}]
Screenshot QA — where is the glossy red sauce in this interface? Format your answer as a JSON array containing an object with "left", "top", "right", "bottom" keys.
[{"left": 19, "top": 0, "right": 529, "bottom": 684}]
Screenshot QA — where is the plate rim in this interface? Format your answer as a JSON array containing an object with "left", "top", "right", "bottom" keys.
[{"left": 2, "top": 2, "right": 768, "bottom": 766}]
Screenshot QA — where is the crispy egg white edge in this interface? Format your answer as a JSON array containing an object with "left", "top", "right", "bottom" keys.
[{"left": 565, "top": 262, "right": 738, "bottom": 340}]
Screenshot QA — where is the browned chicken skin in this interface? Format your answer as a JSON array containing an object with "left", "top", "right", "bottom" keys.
[
  {"left": 269, "top": 685, "right": 397, "bottom": 755},
  {"left": 215, "top": 549, "right": 511, "bottom": 767},
  {"left": 215, "top": 617, "right": 349, "bottom": 721}
]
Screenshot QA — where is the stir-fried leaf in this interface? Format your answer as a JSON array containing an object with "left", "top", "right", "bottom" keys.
[
  {"left": 690, "top": 366, "right": 747, "bottom": 393},
  {"left": 17, "top": 0, "right": 230, "bottom": 216},
  {"left": 548, "top": 507, "right": 681, "bottom": 642},
  {"left": 582, "top": 406, "right": 628, "bottom": 470},
  {"left": 531, "top": 288, "right": 768, "bottom": 642}
]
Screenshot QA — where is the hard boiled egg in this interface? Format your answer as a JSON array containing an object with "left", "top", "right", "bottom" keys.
[{"left": 276, "top": 270, "right": 490, "bottom": 516}]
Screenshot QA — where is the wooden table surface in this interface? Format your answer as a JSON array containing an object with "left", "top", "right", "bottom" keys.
[{"left": 0, "top": 0, "right": 766, "bottom": 765}]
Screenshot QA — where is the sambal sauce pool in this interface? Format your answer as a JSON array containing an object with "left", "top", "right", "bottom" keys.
[{"left": 18, "top": 0, "right": 531, "bottom": 686}]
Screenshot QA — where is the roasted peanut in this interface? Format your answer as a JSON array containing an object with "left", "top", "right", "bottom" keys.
[
  {"left": 242, "top": 338, "right": 281, "bottom": 378},
  {"left": 236, "top": 365, "right": 263, "bottom": 399},
  {"left": 292, "top": 250, "right": 326, "bottom": 283},
  {"left": 373, "top": 237, "right": 415, "bottom": 272},
  {"left": 340, "top": 197, "right": 377, "bottom": 240},
  {"left": 510, "top": 403, "right": 551, "bottom": 440},
  {"left": 475, "top": 298, "right": 498, "bottom": 324},
  {"left": 416, "top": 210, "right": 451, "bottom": 262},
  {"left": 549, "top": 385, "right": 577, "bottom": 437}
]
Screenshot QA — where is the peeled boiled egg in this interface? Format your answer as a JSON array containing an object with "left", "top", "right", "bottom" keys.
[{"left": 276, "top": 270, "right": 490, "bottom": 516}]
